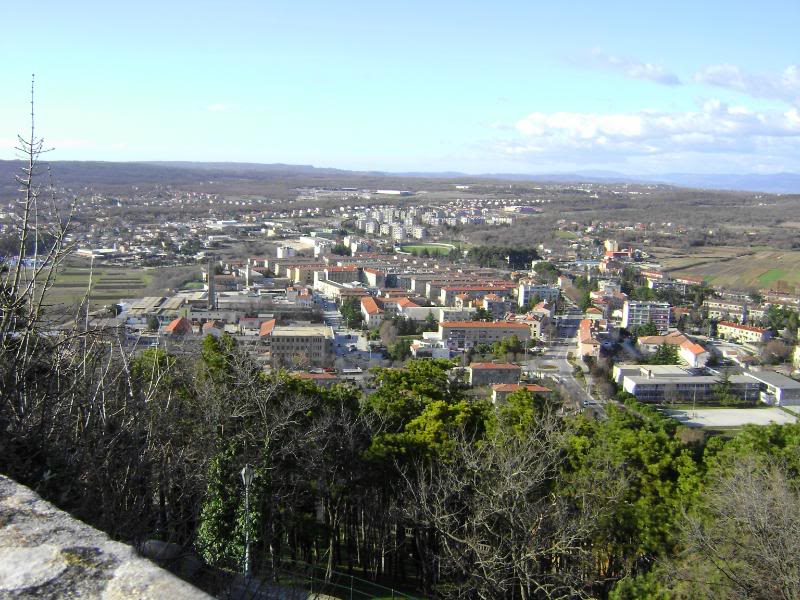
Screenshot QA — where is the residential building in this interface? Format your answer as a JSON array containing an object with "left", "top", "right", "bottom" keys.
[
  {"left": 164, "top": 316, "right": 192, "bottom": 337},
  {"left": 703, "top": 299, "right": 747, "bottom": 322},
  {"left": 637, "top": 331, "right": 710, "bottom": 368},
  {"left": 492, "top": 383, "right": 551, "bottom": 404},
  {"left": 439, "top": 321, "right": 531, "bottom": 351},
  {"left": 360, "top": 296, "right": 384, "bottom": 328},
  {"left": 260, "top": 321, "right": 335, "bottom": 368},
  {"left": 518, "top": 283, "right": 560, "bottom": 307},
  {"left": 621, "top": 301, "right": 670, "bottom": 334},
  {"left": 290, "top": 372, "right": 340, "bottom": 389},
  {"left": 577, "top": 319, "right": 602, "bottom": 358},
  {"left": 439, "top": 284, "right": 516, "bottom": 307},
  {"left": 717, "top": 321, "right": 772, "bottom": 344},
  {"left": 467, "top": 362, "right": 521, "bottom": 387}
]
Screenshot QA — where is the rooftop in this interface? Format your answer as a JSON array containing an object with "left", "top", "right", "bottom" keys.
[
  {"left": 441, "top": 321, "right": 529, "bottom": 329},
  {"left": 272, "top": 324, "right": 334, "bottom": 338}
]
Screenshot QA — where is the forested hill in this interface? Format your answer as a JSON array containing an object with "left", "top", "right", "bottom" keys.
[
  {"left": 0, "top": 160, "right": 483, "bottom": 199},
  {"left": 2, "top": 160, "right": 797, "bottom": 196}
]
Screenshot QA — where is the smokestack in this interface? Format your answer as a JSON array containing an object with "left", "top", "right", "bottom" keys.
[{"left": 208, "top": 256, "right": 216, "bottom": 310}]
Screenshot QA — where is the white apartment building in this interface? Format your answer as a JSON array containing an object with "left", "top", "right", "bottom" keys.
[
  {"left": 518, "top": 283, "right": 560, "bottom": 307},
  {"left": 622, "top": 301, "right": 671, "bottom": 334}
]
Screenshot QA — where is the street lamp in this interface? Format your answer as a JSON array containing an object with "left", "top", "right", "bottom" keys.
[{"left": 241, "top": 463, "right": 256, "bottom": 578}]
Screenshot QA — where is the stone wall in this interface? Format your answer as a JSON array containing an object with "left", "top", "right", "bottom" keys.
[{"left": 0, "top": 475, "right": 211, "bottom": 598}]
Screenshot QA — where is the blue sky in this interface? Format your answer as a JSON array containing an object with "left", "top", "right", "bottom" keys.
[{"left": 1, "top": 1, "right": 798, "bottom": 174}]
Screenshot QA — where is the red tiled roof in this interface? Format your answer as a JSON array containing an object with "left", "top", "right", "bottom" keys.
[
  {"left": 441, "top": 321, "right": 529, "bottom": 329},
  {"left": 718, "top": 321, "right": 767, "bottom": 333},
  {"left": 469, "top": 362, "right": 521, "bottom": 370},
  {"left": 361, "top": 296, "right": 382, "bottom": 315},
  {"left": 164, "top": 317, "right": 191, "bottom": 335},
  {"left": 259, "top": 319, "right": 277, "bottom": 336},
  {"left": 680, "top": 341, "right": 707, "bottom": 356},
  {"left": 327, "top": 265, "right": 359, "bottom": 272},
  {"left": 442, "top": 284, "right": 515, "bottom": 291},
  {"left": 293, "top": 372, "right": 338, "bottom": 380},
  {"left": 492, "top": 383, "right": 551, "bottom": 393}
]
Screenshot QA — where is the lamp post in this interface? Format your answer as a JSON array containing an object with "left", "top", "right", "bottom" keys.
[{"left": 241, "top": 464, "right": 256, "bottom": 578}]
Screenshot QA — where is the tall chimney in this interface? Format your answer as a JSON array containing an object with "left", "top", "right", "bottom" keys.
[{"left": 208, "top": 256, "right": 216, "bottom": 310}]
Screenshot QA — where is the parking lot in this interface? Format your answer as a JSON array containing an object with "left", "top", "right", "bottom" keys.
[{"left": 665, "top": 408, "right": 797, "bottom": 428}]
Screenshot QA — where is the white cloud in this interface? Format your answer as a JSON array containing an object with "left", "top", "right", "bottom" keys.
[
  {"left": 206, "top": 103, "right": 230, "bottom": 112},
  {"left": 581, "top": 48, "right": 681, "bottom": 86},
  {"left": 505, "top": 101, "right": 800, "bottom": 164},
  {"left": 695, "top": 64, "right": 800, "bottom": 106}
]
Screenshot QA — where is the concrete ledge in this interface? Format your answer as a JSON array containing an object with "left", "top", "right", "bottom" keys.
[{"left": 0, "top": 475, "right": 211, "bottom": 598}]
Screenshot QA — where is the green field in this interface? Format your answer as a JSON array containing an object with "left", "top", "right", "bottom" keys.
[
  {"left": 42, "top": 263, "right": 153, "bottom": 311},
  {"left": 659, "top": 247, "right": 800, "bottom": 292},
  {"left": 554, "top": 230, "right": 578, "bottom": 239},
  {"left": 400, "top": 243, "right": 456, "bottom": 256},
  {"left": 758, "top": 268, "right": 791, "bottom": 286}
]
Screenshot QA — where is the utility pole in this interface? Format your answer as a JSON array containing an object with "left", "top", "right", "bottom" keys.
[{"left": 241, "top": 464, "right": 256, "bottom": 578}]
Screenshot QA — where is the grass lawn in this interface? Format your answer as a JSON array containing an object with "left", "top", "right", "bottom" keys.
[
  {"left": 758, "top": 268, "right": 790, "bottom": 286},
  {"left": 554, "top": 230, "right": 578, "bottom": 239},
  {"left": 400, "top": 243, "right": 454, "bottom": 256}
]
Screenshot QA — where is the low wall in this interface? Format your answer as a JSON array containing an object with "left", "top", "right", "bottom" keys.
[{"left": 0, "top": 475, "right": 211, "bottom": 598}]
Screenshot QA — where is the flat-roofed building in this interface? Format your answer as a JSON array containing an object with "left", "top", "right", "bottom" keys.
[
  {"left": 439, "top": 321, "right": 531, "bottom": 351},
  {"left": 620, "top": 366, "right": 761, "bottom": 403},
  {"left": 518, "top": 283, "right": 560, "bottom": 307},
  {"left": 260, "top": 321, "right": 335, "bottom": 368},
  {"left": 743, "top": 371, "right": 800, "bottom": 406},
  {"left": 467, "top": 362, "right": 521, "bottom": 387},
  {"left": 622, "top": 301, "right": 670, "bottom": 334}
]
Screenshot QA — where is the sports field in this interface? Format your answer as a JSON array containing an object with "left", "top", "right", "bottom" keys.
[{"left": 400, "top": 243, "right": 456, "bottom": 256}]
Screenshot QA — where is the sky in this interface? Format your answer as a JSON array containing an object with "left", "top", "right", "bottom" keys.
[{"left": 1, "top": 0, "right": 799, "bottom": 175}]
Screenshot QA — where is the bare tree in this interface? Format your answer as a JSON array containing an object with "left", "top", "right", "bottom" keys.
[
  {"left": 675, "top": 455, "right": 800, "bottom": 599},
  {"left": 399, "top": 415, "right": 626, "bottom": 599}
]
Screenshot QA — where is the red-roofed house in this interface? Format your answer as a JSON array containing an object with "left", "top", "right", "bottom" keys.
[
  {"left": 577, "top": 319, "right": 601, "bottom": 358},
  {"left": 718, "top": 321, "right": 772, "bottom": 344},
  {"left": 164, "top": 317, "right": 192, "bottom": 337},
  {"left": 637, "top": 330, "right": 709, "bottom": 367},
  {"left": 360, "top": 296, "right": 384, "bottom": 328},
  {"left": 492, "top": 383, "right": 551, "bottom": 403},
  {"left": 291, "top": 372, "right": 340, "bottom": 389}
]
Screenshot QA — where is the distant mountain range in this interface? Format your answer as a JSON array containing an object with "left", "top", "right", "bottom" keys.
[{"left": 1, "top": 160, "right": 798, "bottom": 195}]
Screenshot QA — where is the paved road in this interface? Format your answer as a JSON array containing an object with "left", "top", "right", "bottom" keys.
[{"left": 525, "top": 334, "right": 606, "bottom": 418}]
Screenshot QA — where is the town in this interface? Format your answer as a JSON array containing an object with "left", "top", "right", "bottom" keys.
[{"left": 35, "top": 178, "right": 795, "bottom": 433}]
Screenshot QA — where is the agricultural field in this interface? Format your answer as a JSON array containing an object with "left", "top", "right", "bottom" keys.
[
  {"left": 656, "top": 246, "right": 800, "bottom": 292},
  {"left": 41, "top": 262, "right": 153, "bottom": 312},
  {"left": 38, "top": 260, "right": 202, "bottom": 315}
]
